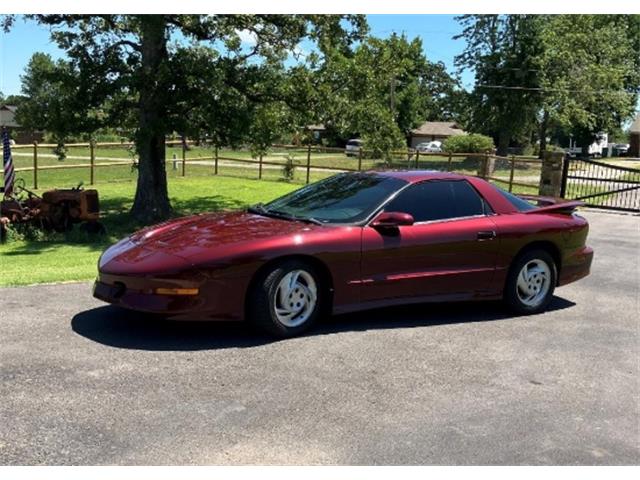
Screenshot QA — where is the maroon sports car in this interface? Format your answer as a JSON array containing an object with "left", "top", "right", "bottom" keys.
[{"left": 94, "top": 171, "right": 593, "bottom": 337}]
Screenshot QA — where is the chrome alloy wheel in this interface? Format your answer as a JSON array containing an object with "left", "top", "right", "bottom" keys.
[
  {"left": 273, "top": 270, "right": 318, "bottom": 327},
  {"left": 516, "top": 259, "right": 551, "bottom": 307}
]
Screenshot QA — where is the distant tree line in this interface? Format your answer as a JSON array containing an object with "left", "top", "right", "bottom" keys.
[{"left": 455, "top": 14, "right": 640, "bottom": 157}]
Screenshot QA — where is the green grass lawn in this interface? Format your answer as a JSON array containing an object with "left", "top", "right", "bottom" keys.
[{"left": 0, "top": 175, "right": 298, "bottom": 286}]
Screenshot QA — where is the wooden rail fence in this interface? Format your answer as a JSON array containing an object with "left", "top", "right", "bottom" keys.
[{"left": 3, "top": 141, "right": 544, "bottom": 193}]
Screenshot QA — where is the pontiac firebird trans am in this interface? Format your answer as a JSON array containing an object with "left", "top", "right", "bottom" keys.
[{"left": 94, "top": 171, "right": 593, "bottom": 337}]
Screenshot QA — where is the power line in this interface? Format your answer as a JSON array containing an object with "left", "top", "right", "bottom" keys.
[
  {"left": 370, "top": 29, "right": 460, "bottom": 36},
  {"left": 476, "top": 84, "right": 638, "bottom": 95}
]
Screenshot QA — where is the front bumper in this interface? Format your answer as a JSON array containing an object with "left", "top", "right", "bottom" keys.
[
  {"left": 93, "top": 273, "right": 204, "bottom": 316},
  {"left": 92, "top": 271, "right": 247, "bottom": 321}
]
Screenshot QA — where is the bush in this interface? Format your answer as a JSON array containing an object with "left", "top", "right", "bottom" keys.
[
  {"left": 281, "top": 154, "right": 299, "bottom": 182},
  {"left": 442, "top": 134, "right": 495, "bottom": 154},
  {"left": 533, "top": 143, "right": 565, "bottom": 156}
]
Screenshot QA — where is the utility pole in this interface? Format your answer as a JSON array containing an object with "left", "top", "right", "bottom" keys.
[{"left": 389, "top": 76, "right": 396, "bottom": 117}]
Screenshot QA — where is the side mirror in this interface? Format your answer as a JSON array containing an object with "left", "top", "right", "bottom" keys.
[{"left": 371, "top": 211, "right": 414, "bottom": 229}]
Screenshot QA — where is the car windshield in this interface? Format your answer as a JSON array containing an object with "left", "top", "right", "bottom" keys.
[{"left": 255, "top": 173, "right": 407, "bottom": 224}]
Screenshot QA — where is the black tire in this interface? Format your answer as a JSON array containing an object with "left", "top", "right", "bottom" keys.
[
  {"left": 504, "top": 249, "right": 557, "bottom": 315},
  {"left": 247, "top": 260, "right": 324, "bottom": 338}
]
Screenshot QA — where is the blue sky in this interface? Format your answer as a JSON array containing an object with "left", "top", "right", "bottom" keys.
[
  {"left": 0, "top": 14, "right": 472, "bottom": 97},
  {"left": 367, "top": 14, "right": 470, "bottom": 85}
]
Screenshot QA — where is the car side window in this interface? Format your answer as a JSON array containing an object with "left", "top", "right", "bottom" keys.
[{"left": 384, "top": 180, "right": 488, "bottom": 223}]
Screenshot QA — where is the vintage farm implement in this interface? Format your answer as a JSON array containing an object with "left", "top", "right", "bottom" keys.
[{"left": 1, "top": 179, "right": 104, "bottom": 240}]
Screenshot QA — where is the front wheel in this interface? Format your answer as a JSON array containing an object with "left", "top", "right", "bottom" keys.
[
  {"left": 504, "top": 250, "right": 557, "bottom": 314},
  {"left": 248, "top": 260, "right": 323, "bottom": 338}
]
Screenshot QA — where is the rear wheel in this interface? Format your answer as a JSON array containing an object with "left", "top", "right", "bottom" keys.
[
  {"left": 504, "top": 249, "right": 556, "bottom": 314},
  {"left": 248, "top": 260, "right": 323, "bottom": 338}
]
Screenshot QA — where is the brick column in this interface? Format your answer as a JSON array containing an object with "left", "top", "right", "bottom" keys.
[{"left": 538, "top": 151, "right": 565, "bottom": 197}]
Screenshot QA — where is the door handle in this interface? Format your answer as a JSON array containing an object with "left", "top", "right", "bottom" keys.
[{"left": 477, "top": 230, "right": 496, "bottom": 240}]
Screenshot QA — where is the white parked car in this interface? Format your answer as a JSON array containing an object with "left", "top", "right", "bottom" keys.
[
  {"left": 415, "top": 141, "right": 442, "bottom": 153},
  {"left": 345, "top": 138, "right": 364, "bottom": 157}
]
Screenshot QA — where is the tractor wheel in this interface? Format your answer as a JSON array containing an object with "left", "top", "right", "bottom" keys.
[{"left": 80, "top": 221, "right": 106, "bottom": 236}]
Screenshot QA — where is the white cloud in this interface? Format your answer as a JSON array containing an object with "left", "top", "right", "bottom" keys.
[
  {"left": 292, "top": 45, "right": 308, "bottom": 58},
  {"left": 236, "top": 29, "right": 258, "bottom": 46}
]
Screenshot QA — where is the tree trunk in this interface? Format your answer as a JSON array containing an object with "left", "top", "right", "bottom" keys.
[
  {"left": 497, "top": 130, "right": 510, "bottom": 157},
  {"left": 538, "top": 109, "right": 549, "bottom": 159},
  {"left": 130, "top": 15, "right": 171, "bottom": 223}
]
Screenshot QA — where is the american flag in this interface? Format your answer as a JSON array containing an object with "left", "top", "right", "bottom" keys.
[{"left": 3, "top": 128, "right": 15, "bottom": 197}]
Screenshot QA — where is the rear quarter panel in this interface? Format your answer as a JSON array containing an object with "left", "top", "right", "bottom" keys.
[{"left": 490, "top": 211, "right": 590, "bottom": 289}]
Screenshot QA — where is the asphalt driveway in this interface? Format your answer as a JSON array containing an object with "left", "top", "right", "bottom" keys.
[{"left": 1, "top": 210, "right": 638, "bottom": 465}]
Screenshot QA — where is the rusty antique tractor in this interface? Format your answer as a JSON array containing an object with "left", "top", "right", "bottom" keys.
[{"left": 1, "top": 179, "right": 104, "bottom": 237}]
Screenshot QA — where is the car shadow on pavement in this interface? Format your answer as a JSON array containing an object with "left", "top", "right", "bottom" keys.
[{"left": 71, "top": 296, "right": 576, "bottom": 351}]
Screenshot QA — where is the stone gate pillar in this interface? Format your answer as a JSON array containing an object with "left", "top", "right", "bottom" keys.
[
  {"left": 538, "top": 151, "right": 565, "bottom": 197},
  {"left": 477, "top": 153, "right": 496, "bottom": 178}
]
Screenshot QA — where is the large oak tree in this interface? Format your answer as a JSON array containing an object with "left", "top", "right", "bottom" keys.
[{"left": 4, "top": 15, "right": 365, "bottom": 222}]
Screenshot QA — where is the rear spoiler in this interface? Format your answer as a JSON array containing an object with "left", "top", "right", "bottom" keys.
[{"left": 518, "top": 195, "right": 585, "bottom": 215}]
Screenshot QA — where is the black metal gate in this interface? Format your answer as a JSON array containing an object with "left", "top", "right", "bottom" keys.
[{"left": 561, "top": 157, "right": 640, "bottom": 213}]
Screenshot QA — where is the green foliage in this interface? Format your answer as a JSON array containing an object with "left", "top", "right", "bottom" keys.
[
  {"left": 288, "top": 32, "right": 461, "bottom": 154},
  {"left": 355, "top": 104, "right": 406, "bottom": 159},
  {"left": 281, "top": 154, "right": 299, "bottom": 181},
  {"left": 456, "top": 14, "right": 640, "bottom": 156},
  {"left": 3, "top": 222, "right": 49, "bottom": 242},
  {"left": 249, "top": 102, "right": 291, "bottom": 158},
  {"left": 538, "top": 15, "right": 640, "bottom": 148},
  {"left": 16, "top": 53, "right": 101, "bottom": 156},
  {"left": 532, "top": 143, "right": 565, "bottom": 156},
  {"left": 0, "top": 92, "right": 26, "bottom": 106},
  {"left": 455, "top": 15, "right": 544, "bottom": 156},
  {"left": 12, "top": 14, "right": 367, "bottom": 222},
  {"left": 442, "top": 134, "right": 495, "bottom": 153}
]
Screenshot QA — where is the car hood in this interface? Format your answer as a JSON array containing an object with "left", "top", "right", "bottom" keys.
[
  {"left": 99, "top": 211, "right": 323, "bottom": 275},
  {"left": 131, "top": 211, "right": 322, "bottom": 253}
]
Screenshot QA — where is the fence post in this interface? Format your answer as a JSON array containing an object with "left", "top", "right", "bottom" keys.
[
  {"left": 447, "top": 151, "right": 452, "bottom": 171},
  {"left": 214, "top": 145, "right": 219, "bottom": 175},
  {"left": 357, "top": 148, "right": 363, "bottom": 171},
  {"left": 89, "top": 141, "right": 95, "bottom": 185},
  {"left": 414, "top": 150, "right": 420, "bottom": 169},
  {"left": 181, "top": 141, "right": 186, "bottom": 177},
  {"left": 259, "top": 154, "right": 263, "bottom": 179},
  {"left": 33, "top": 142, "right": 38, "bottom": 189},
  {"left": 509, "top": 155, "right": 516, "bottom": 192},
  {"left": 306, "top": 143, "right": 311, "bottom": 184},
  {"left": 560, "top": 154, "right": 570, "bottom": 198},
  {"left": 485, "top": 153, "right": 490, "bottom": 178},
  {"left": 477, "top": 154, "right": 487, "bottom": 179}
]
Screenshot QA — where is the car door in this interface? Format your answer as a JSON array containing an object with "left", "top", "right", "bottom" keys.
[{"left": 360, "top": 179, "right": 499, "bottom": 303}]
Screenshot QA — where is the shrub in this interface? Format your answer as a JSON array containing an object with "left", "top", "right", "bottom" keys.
[
  {"left": 532, "top": 143, "right": 565, "bottom": 156},
  {"left": 281, "top": 153, "right": 299, "bottom": 182},
  {"left": 442, "top": 134, "right": 495, "bottom": 154}
]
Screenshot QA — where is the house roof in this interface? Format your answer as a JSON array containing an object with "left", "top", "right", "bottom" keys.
[
  {"left": 0, "top": 104, "right": 18, "bottom": 113},
  {"left": 411, "top": 121, "right": 466, "bottom": 137},
  {"left": 630, "top": 113, "right": 640, "bottom": 134}
]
